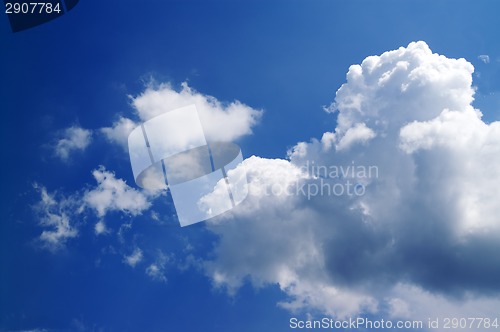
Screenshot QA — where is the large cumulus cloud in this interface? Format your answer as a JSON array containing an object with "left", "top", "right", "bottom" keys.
[{"left": 202, "top": 41, "right": 500, "bottom": 327}]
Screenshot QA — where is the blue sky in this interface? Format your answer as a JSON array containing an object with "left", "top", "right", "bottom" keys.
[{"left": 2, "top": 1, "right": 500, "bottom": 331}]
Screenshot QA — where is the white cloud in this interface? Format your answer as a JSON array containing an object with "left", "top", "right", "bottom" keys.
[
  {"left": 335, "top": 122, "right": 376, "bottom": 151},
  {"left": 201, "top": 41, "right": 500, "bottom": 324},
  {"left": 54, "top": 126, "right": 92, "bottom": 161},
  {"left": 33, "top": 184, "right": 80, "bottom": 251},
  {"left": 145, "top": 251, "right": 171, "bottom": 282},
  {"left": 100, "top": 117, "right": 137, "bottom": 150},
  {"left": 399, "top": 107, "right": 495, "bottom": 154},
  {"left": 33, "top": 168, "right": 154, "bottom": 252},
  {"left": 94, "top": 220, "right": 108, "bottom": 235},
  {"left": 150, "top": 211, "right": 160, "bottom": 222},
  {"left": 204, "top": 156, "right": 377, "bottom": 317},
  {"left": 123, "top": 248, "right": 143, "bottom": 268},
  {"left": 102, "top": 82, "right": 262, "bottom": 151},
  {"left": 33, "top": 169, "right": 152, "bottom": 251},
  {"left": 84, "top": 166, "right": 151, "bottom": 217},
  {"left": 132, "top": 82, "right": 262, "bottom": 142},
  {"left": 478, "top": 54, "right": 490, "bottom": 64},
  {"left": 399, "top": 106, "right": 500, "bottom": 234}
]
